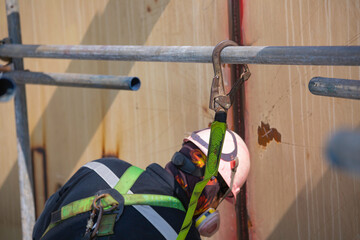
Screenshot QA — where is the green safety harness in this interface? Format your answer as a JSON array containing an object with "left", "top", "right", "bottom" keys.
[
  {"left": 42, "top": 40, "right": 249, "bottom": 240},
  {"left": 43, "top": 115, "right": 226, "bottom": 239},
  {"left": 42, "top": 166, "right": 186, "bottom": 238}
]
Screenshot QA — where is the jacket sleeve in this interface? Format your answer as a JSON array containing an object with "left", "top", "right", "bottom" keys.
[
  {"left": 32, "top": 166, "right": 91, "bottom": 240},
  {"left": 32, "top": 189, "right": 60, "bottom": 240}
]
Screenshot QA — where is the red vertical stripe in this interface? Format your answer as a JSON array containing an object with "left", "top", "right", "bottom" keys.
[{"left": 228, "top": 0, "right": 249, "bottom": 239}]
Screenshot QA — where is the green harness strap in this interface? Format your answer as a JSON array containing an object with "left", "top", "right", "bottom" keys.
[
  {"left": 42, "top": 165, "right": 185, "bottom": 238},
  {"left": 114, "top": 165, "right": 144, "bottom": 194},
  {"left": 176, "top": 120, "right": 227, "bottom": 240}
]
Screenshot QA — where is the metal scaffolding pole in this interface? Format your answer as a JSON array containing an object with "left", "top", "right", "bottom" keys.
[
  {"left": 2, "top": 71, "right": 141, "bottom": 90},
  {"left": 5, "top": 1, "right": 35, "bottom": 240},
  {"left": 0, "top": 44, "right": 359, "bottom": 66},
  {"left": 309, "top": 77, "right": 360, "bottom": 99}
]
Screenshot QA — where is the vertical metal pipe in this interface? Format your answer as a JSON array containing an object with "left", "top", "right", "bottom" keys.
[{"left": 6, "top": 1, "right": 35, "bottom": 239}]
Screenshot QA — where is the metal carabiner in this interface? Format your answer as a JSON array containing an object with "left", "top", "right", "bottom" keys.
[
  {"left": 84, "top": 194, "right": 118, "bottom": 239},
  {"left": 209, "top": 40, "right": 251, "bottom": 113}
]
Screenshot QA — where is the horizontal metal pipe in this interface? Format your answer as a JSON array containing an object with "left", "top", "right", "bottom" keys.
[
  {"left": 308, "top": 77, "right": 360, "bottom": 99},
  {"left": 0, "top": 44, "right": 359, "bottom": 66},
  {"left": 3, "top": 71, "right": 141, "bottom": 91}
]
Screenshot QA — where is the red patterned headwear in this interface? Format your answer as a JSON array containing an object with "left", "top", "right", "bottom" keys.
[{"left": 165, "top": 142, "right": 220, "bottom": 217}]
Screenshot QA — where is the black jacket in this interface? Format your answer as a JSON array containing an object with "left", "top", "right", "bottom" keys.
[{"left": 33, "top": 158, "right": 201, "bottom": 240}]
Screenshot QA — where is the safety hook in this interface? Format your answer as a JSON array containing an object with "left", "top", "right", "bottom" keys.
[{"left": 209, "top": 40, "right": 251, "bottom": 112}]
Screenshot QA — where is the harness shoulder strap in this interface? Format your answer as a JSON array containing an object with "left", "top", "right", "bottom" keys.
[{"left": 114, "top": 165, "right": 144, "bottom": 194}]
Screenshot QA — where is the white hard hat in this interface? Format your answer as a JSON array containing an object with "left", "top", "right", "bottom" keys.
[{"left": 184, "top": 128, "right": 250, "bottom": 202}]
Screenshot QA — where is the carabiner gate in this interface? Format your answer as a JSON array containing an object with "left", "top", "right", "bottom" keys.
[{"left": 209, "top": 40, "right": 251, "bottom": 113}]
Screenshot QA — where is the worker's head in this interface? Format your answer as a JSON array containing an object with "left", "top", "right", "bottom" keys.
[
  {"left": 184, "top": 128, "right": 250, "bottom": 204},
  {"left": 165, "top": 128, "right": 250, "bottom": 237}
]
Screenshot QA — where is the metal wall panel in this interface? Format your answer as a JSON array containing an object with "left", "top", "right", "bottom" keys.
[{"left": 243, "top": 0, "right": 360, "bottom": 239}]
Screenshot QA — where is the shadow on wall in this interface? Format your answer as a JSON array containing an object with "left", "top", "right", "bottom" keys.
[
  {"left": 0, "top": 163, "right": 21, "bottom": 239},
  {"left": 267, "top": 168, "right": 360, "bottom": 240},
  {"left": 0, "top": 1, "right": 170, "bottom": 236}
]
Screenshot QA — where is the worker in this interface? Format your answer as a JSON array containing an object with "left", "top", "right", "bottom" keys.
[{"left": 32, "top": 128, "right": 250, "bottom": 240}]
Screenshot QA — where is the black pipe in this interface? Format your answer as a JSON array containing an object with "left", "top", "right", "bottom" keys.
[{"left": 0, "top": 76, "right": 16, "bottom": 102}]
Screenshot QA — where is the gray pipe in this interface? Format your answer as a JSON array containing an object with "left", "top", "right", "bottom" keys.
[
  {"left": 3, "top": 71, "right": 141, "bottom": 91},
  {"left": 6, "top": 0, "right": 35, "bottom": 239},
  {"left": 309, "top": 77, "right": 360, "bottom": 100},
  {"left": 0, "top": 44, "right": 359, "bottom": 66},
  {"left": 0, "top": 75, "right": 16, "bottom": 101}
]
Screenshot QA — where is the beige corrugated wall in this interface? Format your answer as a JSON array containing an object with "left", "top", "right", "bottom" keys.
[
  {"left": 1, "top": 0, "right": 360, "bottom": 239},
  {"left": 243, "top": 0, "right": 360, "bottom": 239},
  {"left": 0, "top": 1, "right": 234, "bottom": 239}
]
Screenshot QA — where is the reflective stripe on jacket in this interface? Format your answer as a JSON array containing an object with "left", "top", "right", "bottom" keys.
[{"left": 32, "top": 158, "right": 201, "bottom": 240}]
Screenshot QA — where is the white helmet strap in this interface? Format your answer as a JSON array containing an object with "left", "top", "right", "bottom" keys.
[{"left": 218, "top": 157, "right": 239, "bottom": 206}]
